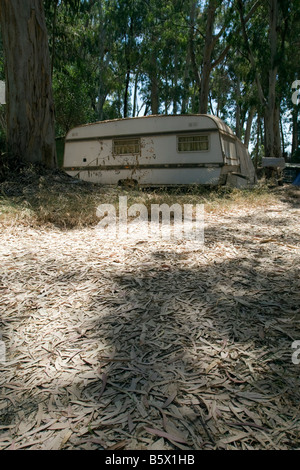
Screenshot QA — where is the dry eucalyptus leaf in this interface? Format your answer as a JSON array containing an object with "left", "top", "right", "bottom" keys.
[{"left": 0, "top": 191, "right": 299, "bottom": 450}]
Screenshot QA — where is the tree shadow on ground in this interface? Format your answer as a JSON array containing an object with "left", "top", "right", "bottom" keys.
[
  {"left": 75, "top": 246, "right": 300, "bottom": 449},
  {"left": 1, "top": 190, "right": 300, "bottom": 449}
]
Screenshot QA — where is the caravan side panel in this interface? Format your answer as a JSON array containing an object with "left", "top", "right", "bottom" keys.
[{"left": 64, "top": 127, "right": 224, "bottom": 186}]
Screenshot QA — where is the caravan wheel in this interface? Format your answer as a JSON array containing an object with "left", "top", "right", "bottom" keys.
[{"left": 118, "top": 179, "right": 139, "bottom": 189}]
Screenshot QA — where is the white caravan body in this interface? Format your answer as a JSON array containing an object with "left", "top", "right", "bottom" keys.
[{"left": 63, "top": 114, "right": 256, "bottom": 187}]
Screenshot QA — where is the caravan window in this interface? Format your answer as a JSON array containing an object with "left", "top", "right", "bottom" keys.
[
  {"left": 177, "top": 135, "right": 209, "bottom": 152},
  {"left": 113, "top": 138, "right": 141, "bottom": 156}
]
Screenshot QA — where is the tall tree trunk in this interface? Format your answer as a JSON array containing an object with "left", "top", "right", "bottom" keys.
[
  {"left": 51, "top": 0, "right": 59, "bottom": 78},
  {"left": 265, "top": 0, "right": 281, "bottom": 158},
  {"left": 97, "top": 1, "right": 109, "bottom": 121},
  {"left": 189, "top": 0, "right": 201, "bottom": 113},
  {"left": 235, "top": 74, "right": 242, "bottom": 139},
  {"left": 264, "top": 106, "right": 282, "bottom": 158},
  {"left": 292, "top": 106, "right": 299, "bottom": 155},
  {"left": 199, "top": 0, "right": 217, "bottom": 114},
  {"left": 173, "top": 45, "right": 178, "bottom": 115},
  {"left": 124, "top": 69, "right": 131, "bottom": 118},
  {"left": 97, "top": 93, "right": 107, "bottom": 122},
  {"left": 132, "top": 72, "right": 139, "bottom": 117},
  {"left": 0, "top": 0, "right": 57, "bottom": 168},
  {"left": 244, "top": 106, "right": 255, "bottom": 149},
  {"left": 181, "top": 50, "right": 191, "bottom": 114},
  {"left": 124, "top": 16, "right": 134, "bottom": 119},
  {"left": 198, "top": 0, "right": 232, "bottom": 115},
  {"left": 280, "top": 110, "right": 285, "bottom": 158},
  {"left": 150, "top": 50, "right": 159, "bottom": 115},
  {"left": 254, "top": 113, "right": 261, "bottom": 169},
  {"left": 199, "top": 62, "right": 212, "bottom": 115},
  {"left": 274, "top": 104, "right": 282, "bottom": 157},
  {"left": 238, "top": 0, "right": 282, "bottom": 160}
]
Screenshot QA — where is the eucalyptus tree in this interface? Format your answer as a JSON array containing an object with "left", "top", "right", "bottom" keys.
[
  {"left": 237, "top": 0, "right": 291, "bottom": 159},
  {"left": 106, "top": 0, "right": 145, "bottom": 118},
  {"left": 280, "top": 0, "right": 300, "bottom": 158},
  {"left": 0, "top": 0, "right": 56, "bottom": 167}
]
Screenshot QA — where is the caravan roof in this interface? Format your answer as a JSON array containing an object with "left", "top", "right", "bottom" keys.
[{"left": 65, "top": 114, "right": 236, "bottom": 142}]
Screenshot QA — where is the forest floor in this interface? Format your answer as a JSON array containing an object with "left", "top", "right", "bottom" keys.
[{"left": 0, "top": 169, "right": 299, "bottom": 450}]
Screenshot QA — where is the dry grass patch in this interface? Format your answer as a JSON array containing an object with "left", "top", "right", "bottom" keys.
[{"left": 0, "top": 166, "right": 283, "bottom": 229}]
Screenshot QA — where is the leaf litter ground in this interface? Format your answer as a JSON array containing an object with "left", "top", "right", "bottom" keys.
[{"left": 0, "top": 185, "right": 299, "bottom": 450}]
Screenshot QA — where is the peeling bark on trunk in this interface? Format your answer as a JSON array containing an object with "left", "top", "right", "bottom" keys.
[{"left": 0, "top": 0, "right": 57, "bottom": 168}]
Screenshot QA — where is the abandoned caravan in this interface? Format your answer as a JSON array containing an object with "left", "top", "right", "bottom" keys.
[{"left": 63, "top": 114, "right": 257, "bottom": 187}]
